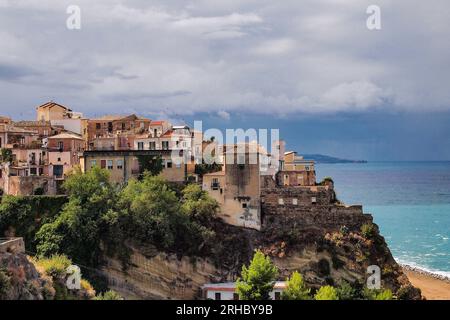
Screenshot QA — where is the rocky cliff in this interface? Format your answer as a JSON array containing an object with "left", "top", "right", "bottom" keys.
[{"left": 100, "top": 200, "right": 421, "bottom": 299}]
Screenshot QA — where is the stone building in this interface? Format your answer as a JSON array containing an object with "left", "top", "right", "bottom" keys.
[
  {"left": 36, "top": 101, "right": 83, "bottom": 122},
  {"left": 87, "top": 114, "right": 151, "bottom": 150},
  {"left": 276, "top": 151, "right": 316, "bottom": 186},
  {"left": 82, "top": 149, "right": 187, "bottom": 184},
  {"left": 47, "top": 132, "right": 85, "bottom": 183},
  {"left": 202, "top": 144, "right": 261, "bottom": 230}
]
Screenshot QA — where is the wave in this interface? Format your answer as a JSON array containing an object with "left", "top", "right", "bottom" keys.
[{"left": 398, "top": 258, "right": 450, "bottom": 281}]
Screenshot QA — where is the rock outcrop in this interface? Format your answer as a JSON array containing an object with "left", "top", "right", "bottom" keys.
[{"left": 0, "top": 251, "right": 54, "bottom": 300}]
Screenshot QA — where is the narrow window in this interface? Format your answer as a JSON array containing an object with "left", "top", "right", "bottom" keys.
[
  {"left": 311, "top": 197, "right": 317, "bottom": 204},
  {"left": 292, "top": 198, "right": 298, "bottom": 205},
  {"left": 215, "top": 292, "right": 221, "bottom": 300},
  {"left": 107, "top": 160, "right": 113, "bottom": 170},
  {"left": 117, "top": 159, "right": 123, "bottom": 170},
  {"left": 166, "top": 161, "right": 172, "bottom": 168},
  {"left": 278, "top": 198, "right": 284, "bottom": 205}
]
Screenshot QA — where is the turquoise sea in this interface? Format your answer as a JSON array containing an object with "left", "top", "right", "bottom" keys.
[{"left": 316, "top": 162, "right": 450, "bottom": 277}]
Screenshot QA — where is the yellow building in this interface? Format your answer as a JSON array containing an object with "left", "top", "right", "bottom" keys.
[
  {"left": 82, "top": 150, "right": 186, "bottom": 185},
  {"left": 277, "top": 151, "right": 316, "bottom": 186}
]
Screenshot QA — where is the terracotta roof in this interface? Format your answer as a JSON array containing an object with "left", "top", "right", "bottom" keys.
[
  {"left": 36, "top": 101, "right": 72, "bottom": 111},
  {"left": 161, "top": 130, "right": 173, "bottom": 138},
  {"left": 47, "top": 132, "right": 83, "bottom": 140},
  {"left": 150, "top": 120, "right": 166, "bottom": 125}
]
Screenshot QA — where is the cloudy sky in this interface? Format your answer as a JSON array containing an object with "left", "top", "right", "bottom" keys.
[{"left": 1, "top": 0, "right": 450, "bottom": 160}]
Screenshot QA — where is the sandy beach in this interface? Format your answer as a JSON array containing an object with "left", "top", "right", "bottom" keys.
[{"left": 403, "top": 266, "right": 450, "bottom": 300}]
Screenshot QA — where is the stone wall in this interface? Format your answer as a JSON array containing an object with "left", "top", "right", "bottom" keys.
[
  {"left": 0, "top": 237, "right": 25, "bottom": 254},
  {"left": 261, "top": 177, "right": 372, "bottom": 231}
]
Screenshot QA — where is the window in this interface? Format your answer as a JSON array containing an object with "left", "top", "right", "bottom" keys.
[
  {"left": 100, "top": 160, "right": 106, "bottom": 169},
  {"left": 149, "top": 142, "right": 156, "bottom": 150},
  {"left": 39, "top": 168, "right": 43, "bottom": 176},
  {"left": 107, "top": 160, "right": 113, "bottom": 170},
  {"left": 166, "top": 161, "right": 172, "bottom": 168},
  {"left": 176, "top": 162, "right": 181, "bottom": 168},
  {"left": 117, "top": 160, "right": 123, "bottom": 170},
  {"left": 58, "top": 141, "right": 64, "bottom": 150},
  {"left": 91, "top": 160, "right": 97, "bottom": 167},
  {"left": 214, "top": 292, "right": 221, "bottom": 300},
  {"left": 162, "top": 141, "right": 169, "bottom": 150},
  {"left": 0, "top": 137, "right": 2, "bottom": 148},
  {"left": 311, "top": 197, "right": 317, "bottom": 204},
  {"left": 57, "top": 157, "right": 61, "bottom": 162},
  {"left": 242, "top": 203, "right": 247, "bottom": 209},
  {"left": 122, "top": 122, "right": 126, "bottom": 130},
  {"left": 292, "top": 198, "right": 298, "bottom": 205},
  {"left": 96, "top": 123, "right": 101, "bottom": 129},
  {"left": 274, "top": 292, "right": 281, "bottom": 300},
  {"left": 278, "top": 198, "right": 284, "bottom": 205},
  {"left": 137, "top": 142, "right": 144, "bottom": 150},
  {"left": 30, "top": 168, "right": 37, "bottom": 175}
]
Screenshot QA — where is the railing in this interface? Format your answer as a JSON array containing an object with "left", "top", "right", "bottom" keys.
[{"left": 211, "top": 182, "right": 220, "bottom": 190}]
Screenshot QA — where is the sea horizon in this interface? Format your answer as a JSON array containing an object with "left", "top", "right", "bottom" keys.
[{"left": 316, "top": 161, "right": 450, "bottom": 279}]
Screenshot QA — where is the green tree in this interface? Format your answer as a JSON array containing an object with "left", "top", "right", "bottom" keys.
[
  {"left": 314, "top": 285, "right": 339, "bottom": 300},
  {"left": 336, "top": 281, "right": 358, "bottom": 300},
  {"left": 35, "top": 167, "right": 117, "bottom": 266},
  {"left": 236, "top": 250, "right": 279, "bottom": 300},
  {"left": 0, "top": 148, "right": 13, "bottom": 163},
  {"left": 281, "top": 271, "right": 311, "bottom": 300},
  {"left": 181, "top": 184, "right": 219, "bottom": 224},
  {"left": 136, "top": 155, "right": 163, "bottom": 178},
  {"left": 118, "top": 174, "right": 183, "bottom": 248}
]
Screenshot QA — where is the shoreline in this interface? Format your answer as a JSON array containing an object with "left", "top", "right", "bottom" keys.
[
  {"left": 402, "top": 264, "right": 450, "bottom": 300},
  {"left": 401, "top": 264, "right": 450, "bottom": 283}
]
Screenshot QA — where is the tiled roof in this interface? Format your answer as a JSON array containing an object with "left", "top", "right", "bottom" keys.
[
  {"left": 36, "top": 101, "right": 71, "bottom": 111},
  {"left": 47, "top": 132, "right": 83, "bottom": 140}
]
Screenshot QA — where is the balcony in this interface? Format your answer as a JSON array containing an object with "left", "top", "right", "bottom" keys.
[{"left": 211, "top": 182, "right": 220, "bottom": 190}]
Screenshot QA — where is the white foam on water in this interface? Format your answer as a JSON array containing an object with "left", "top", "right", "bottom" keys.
[{"left": 397, "top": 258, "right": 450, "bottom": 279}]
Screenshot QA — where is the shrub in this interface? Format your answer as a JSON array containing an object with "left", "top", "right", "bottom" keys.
[
  {"left": 336, "top": 281, "right": 357, "bottom": 300},
  {"left": 363, "top": 288, "right": 394, "bottom": 300},
  {"left": 35, "top": 255, "right": 72, "bottom": 279},
  {"left": 361, "top": 223, "right": 375, "bottom": 239},
  {"left": 94, "top": 290, "right": 123, "bottom": 300},
  {"left": 282, "top": 271, "right": 311, "bottom": 300},
  {"left": 236, "top": 250, "right": 278, "bottom": 300},
  {"left": 314, "top": 285, "right": 339, "bottom": 300}
]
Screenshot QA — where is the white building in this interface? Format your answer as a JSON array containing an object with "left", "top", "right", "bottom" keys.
[{"left": 202, "top": 282, "right": 286, "bottom": 300}]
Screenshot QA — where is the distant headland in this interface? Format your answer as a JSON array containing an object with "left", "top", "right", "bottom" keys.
[{"left": 302, "top": 154, "right": 368, "bottom": 164}]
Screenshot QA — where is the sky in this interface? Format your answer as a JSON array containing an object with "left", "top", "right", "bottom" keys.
[{"left": 1, "top": 0, "right": 450, "bottom": 160}]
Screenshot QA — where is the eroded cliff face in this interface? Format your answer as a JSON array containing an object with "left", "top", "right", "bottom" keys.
[
  {"left": 100, "top": 179, "right": 420, "bottom": 300},
  {"left": 100, "top": 213, "right": 420, "bottom": 300}
]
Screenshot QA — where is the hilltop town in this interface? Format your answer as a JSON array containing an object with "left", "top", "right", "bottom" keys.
[{"left": 0, "top": 101, "right": 421, "bottom": 300}]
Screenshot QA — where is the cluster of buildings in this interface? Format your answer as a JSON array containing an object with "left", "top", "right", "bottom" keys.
[
  {"left": 0, "top": 102, "right": 201, "bottom": 195},
  {"left": 1, "top": 101, "right": 322, "bottom": 231}
]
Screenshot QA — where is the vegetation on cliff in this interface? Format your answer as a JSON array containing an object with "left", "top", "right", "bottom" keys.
[{"left": 236, "top": 250, "right": 278, "bottom": 300}]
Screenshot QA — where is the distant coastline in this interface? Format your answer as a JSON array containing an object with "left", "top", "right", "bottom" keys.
[{"left": 303, "top": 154, "right": 368, "bottom": 164}]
